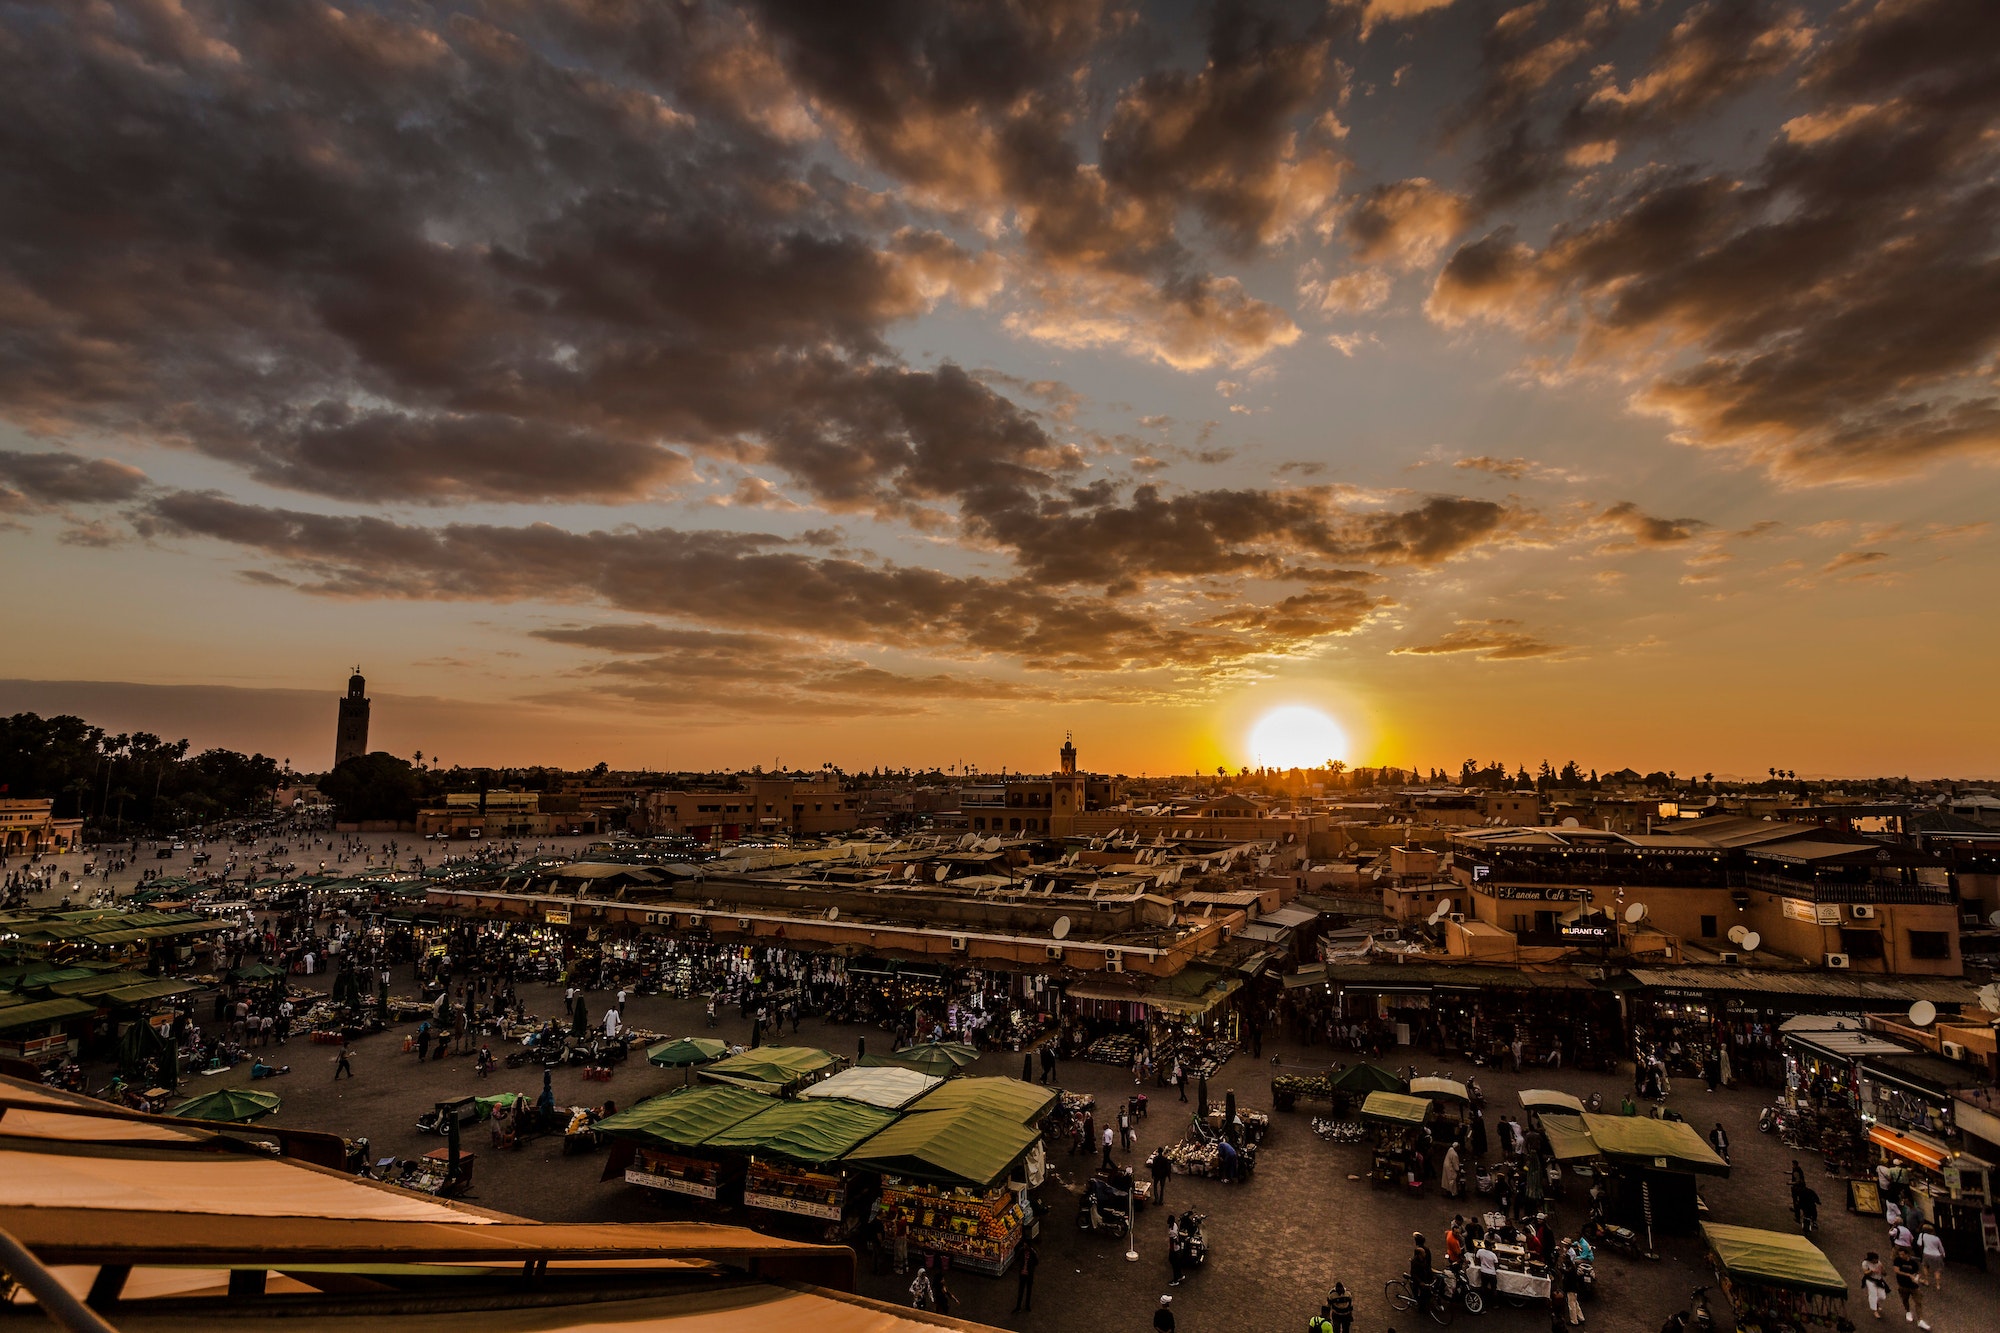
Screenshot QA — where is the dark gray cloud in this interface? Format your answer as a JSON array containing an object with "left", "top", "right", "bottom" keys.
[
  {"left": 1433, "top": 0, "right": 2000, "bottom": 483},
  {"left": 0, "top": 450, "right": 147, "bottom": 513}
]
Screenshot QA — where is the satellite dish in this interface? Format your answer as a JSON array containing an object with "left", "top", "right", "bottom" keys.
[
  {"left": 1561, "top": 816, "right": 1581, "bottom": 828},
  {"left": 1624, "top": 902, "right": 1648, "bottom": 924},
  {"left": 902, "top": 864, "right": 917, "bottom": 881},
  {"left": 934, "top": 866, "right": 949, "bottom": 882},
  {"left": 1990, "top": 910, "right": 2000, "bottom": 928},
  {"left": 1053, "top": 915, "right": 1071, "bottom": 941},
  {"left": 826, "top": 906, "right": 839, "bottom": 922},
  {"left": 1740, "top": 932, "right": 1760, "bottom": 952},
  {"left": 1438, "top": 898, "right": 1453, "bottom": 916},
  {"left": 1908, "top": 1000, "right": 1937, "bottom": 1028},
  {"left": 1978, "top": 982, "right": 2000, "bottom": 1014},
  {"left": 1727, "top": 925, "right": 1749, "bottom": 945}
]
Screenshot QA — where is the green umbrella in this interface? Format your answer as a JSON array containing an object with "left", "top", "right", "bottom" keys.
[
  {"left": 171, "top": 1086, "right": 282, "bottom": 1123},
  {"left": 647, "top": 1036, "right": 729, "bottom": 1067},
  {"left": 891, "top": 1041, "right": 981, "bottom": 1079}
]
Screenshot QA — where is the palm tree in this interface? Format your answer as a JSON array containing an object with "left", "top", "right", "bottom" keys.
[
  {"left": 64, "top": 778, "right": 92, "bottom": 819},
  {"left": 110, "top": 787, "right": 136, "bottom": 834}
]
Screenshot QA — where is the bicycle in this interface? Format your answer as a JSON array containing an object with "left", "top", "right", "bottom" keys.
[{"left": 1385, "top": 1276, "right": 1455, "bottom": 1326}]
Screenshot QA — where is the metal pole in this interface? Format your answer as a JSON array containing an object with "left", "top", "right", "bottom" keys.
[{"left": 0, "top": 1227, "right": 122, "bottom": 1333}]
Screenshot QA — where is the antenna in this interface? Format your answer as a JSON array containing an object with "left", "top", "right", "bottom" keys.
[
  {"left": 1908, "top": 1000, "right": 1937, "bottom": 1028},
  {"left": 1052, "top": 915, "right": 1071, "bottom": 941}
]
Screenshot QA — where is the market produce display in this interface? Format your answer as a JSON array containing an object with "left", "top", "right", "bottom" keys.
[{"left": 880, "top": 1179, "right": 1028, "bottom": 1276}]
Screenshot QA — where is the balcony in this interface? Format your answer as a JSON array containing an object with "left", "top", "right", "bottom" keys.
[{"left": 1741, "top": 872, "right": 1952, "bottom": 905}]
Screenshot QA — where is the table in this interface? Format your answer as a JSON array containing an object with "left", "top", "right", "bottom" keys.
[{"left": 1495, "top": 1268, "right": 1552, "bottom": 1300}]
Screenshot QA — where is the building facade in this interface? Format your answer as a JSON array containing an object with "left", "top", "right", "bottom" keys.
[
  {"left": 333, "top": 670, "right": 371, "bottom": 767},
  {"left": 0, "top": 799, "right": 83, "bottom": 857}
]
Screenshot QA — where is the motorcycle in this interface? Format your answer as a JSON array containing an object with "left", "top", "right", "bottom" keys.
[
  {"left": 1443, "top": 1257, "right": 1484, "bottom": 1315},
  {"left": 1583, "top": 1216, "right": 1656, "bottom": 1261},
  {"left": 1688, "top": 1286, "right": 1715, "bottom": 1333},
  {"left": 1076, "top": 1180, "right": 1131, "bottom": 1237},
  {"left": 1758, "top": 1105, "right": 1780, "bottom": 1135}
]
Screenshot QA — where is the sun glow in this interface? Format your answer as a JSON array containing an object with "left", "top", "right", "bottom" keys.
[{"left": 1247, "top": 706, "right": 1349, "bottom": 770}]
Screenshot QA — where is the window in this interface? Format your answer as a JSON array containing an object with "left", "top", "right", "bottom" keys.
[
  {"left": 1907, "top": 930, "right": 1951, "bottom": 960},
  {"left": 1699, "top": 915, "right": 1717, "bottom": 939},
  {"left": 1840, "top": 928, "right": 1885, "bottom": 959}
]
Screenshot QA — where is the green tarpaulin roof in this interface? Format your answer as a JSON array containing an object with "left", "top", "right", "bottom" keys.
[
  {"left": 596, "top": 1086, "right": 775, "bottom": 1150},
  {"left": 696, "top": 1046, "right": 839, "bottom": 1092},
  {"left": 1331, "top": 1063, "right": 1407, "bottom": 1095},
  {"left": 910, "top": 1077, "right": 1057, "bottom": 1124},
  {"left": 0, "top": 997, "right": 95, "bottom": 1031},
  {"left": 1539, "top": 1114, "right": 1601, "bottom": 1162},
  {"left": 845, "top": 1103, "right": 1041, "bottom": 1189},
  {"left": 704, "top": 1098, "right": 897, "bottom": 1165},
  {"left": 1702, "top": 1223, "right": 1846, "bottom": 1295},
  {"left": 1360, "top": 1091, "right": 1433, "bottom": 1126},
  {"left": 103, "top": 979, "right": 198, "bottom": 1006},
  {"left": 647, "top": 1037, "right": 729, "bottom": 1068},
  {"left": 170, "top": 1087, "right": 282, "bottom": 1123},
  {"left": 1580, "top": 1113, "right": 1730, "bottom": 1175}
]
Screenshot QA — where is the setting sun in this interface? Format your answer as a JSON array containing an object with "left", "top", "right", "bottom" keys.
[{"left": 1247, "top": 705, "right": 1348, "bottom": 771}]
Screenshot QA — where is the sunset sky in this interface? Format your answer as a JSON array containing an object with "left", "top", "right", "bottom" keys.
[{"left": 3, "top": 0, "right": 1997, "bottom": 777}]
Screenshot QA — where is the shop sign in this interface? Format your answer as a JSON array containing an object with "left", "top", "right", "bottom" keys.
[
  {"left": 1781, "top": 898, "right": 1842, "bottom": 924},
  {"left": 545, "top": 909, "right": 571, "bottom": 925},
  {"left": 745, "top": 1190, "right": 842, "bottom": 1220},
  {"left": 1560, "top": 921, "right": 1616, "bottom": 943},
  {"left": 626, "top": 1170, "right": 718, "bottom": 1199},
  {"left": 1492, "top": 886, "right": 1595, "bottom": 901}
]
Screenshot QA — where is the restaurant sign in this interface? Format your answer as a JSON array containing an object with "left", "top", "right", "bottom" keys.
[
  {"left": 544, "top": 909, "right": 571, "bottom": 925},
  {"left": 1559, "top": 920, "right": 1617, "bottom": 943},
  {"left": 1492, "top": 886, "right": 1596, "bottom": 901}
]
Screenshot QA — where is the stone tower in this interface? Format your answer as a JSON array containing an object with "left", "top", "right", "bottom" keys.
[
  {"left": 1060, "top": 735, "right": 1077, "bottom": 776},
  {"left": 334, "top": 668, "right": 371, "bottom": 768}
]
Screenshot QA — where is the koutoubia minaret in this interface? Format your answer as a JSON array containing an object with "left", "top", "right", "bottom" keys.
[{"left": 334, "top": 668, "right": 371, "bottom": 767}]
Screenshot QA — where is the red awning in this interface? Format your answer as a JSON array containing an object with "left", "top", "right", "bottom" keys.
[{"left": 1868, "top": 1124, "right": 1948, "bottom": 1172}]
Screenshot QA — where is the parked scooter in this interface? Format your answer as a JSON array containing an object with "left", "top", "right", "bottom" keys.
[{"left": 1077, "top": 1180, "right": 1131, "bottom": 1237}]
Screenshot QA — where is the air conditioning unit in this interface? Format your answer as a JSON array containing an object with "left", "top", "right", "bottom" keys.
[
  {"left": 1719, "top": 952, "right": 1738, "bottom": 965},
  {"left": 1103, "top": 950, "right": 1124, "bottom": 973},
  {"left": 949, "top": 935, "right": 968, "bottom": 951},
  {"left": 1825, "top": 952, "right": 1851, "bottom": 969},
  {"left": 1942, "top": 1041, "right": 1967, "bottom": 1061},
  {"left": 1046, "top": 945, "right": 1064, "bottom": 962},
  {"left": 737, "top": 918, "right": 752, "bottom": 932},
  {"left": 1850, "top": 904, "right": 1876, "bottom": 920},
  {"left": 1449, "top": 912, "right": 1466, "bottom": 924}
]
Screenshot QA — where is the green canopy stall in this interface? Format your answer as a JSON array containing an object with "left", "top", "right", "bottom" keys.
[
  {"left": 707, "top": 1098, "right": 897, "bottom": 1226},
  {"left": 1580, "top": 1112, "right": 1729, "bottom": 1237},
  {"left": 1702, "top": 1222, "right": 1847, "bottom": 1332},
  {"left": 597, "top": 1085, "right": 775, "bottom": 1200},
  {"left": 696, "top": 1045, "right": 841, "bottom": 1095},
  {"left": 887, "top": 1041, "right": 980, "bottom": 1079}
]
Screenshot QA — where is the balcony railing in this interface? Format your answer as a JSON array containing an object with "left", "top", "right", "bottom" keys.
[{"left": 1741, "top": 873, "right": 1952, "bottom": 905}]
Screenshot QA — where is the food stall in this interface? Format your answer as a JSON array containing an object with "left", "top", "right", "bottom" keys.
[
  {"left": 1867, "top": 1124, "right": 1994, "bottom": 1266},
  {"left": 1701, "top": 1222, "right": 1847, "bottom": 1333},
  {"left": 847, "top": 1087, "right": 1052, "bottom": 1276},
  {"left": 1360, "top": 1091, "right": 1433, "bottom": 1189},
  {"left": 596, "top": 1085, "right": 773, "bottom": 1201},
  {"left": 1569, "top": 1113, "right": 1730, "bottom": 1237},
  {"left": 704, "top": 1098, "right": 898, "bottom": 1234}
]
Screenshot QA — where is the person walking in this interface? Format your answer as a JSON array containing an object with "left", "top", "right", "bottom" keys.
[
  {"left": 1175, "top": 1059, "right": 1187, "bottom": 1102},
  {"left": 889, "top": 1208, "right": 910, "bottom": 1275},
  {"left": 1861, "top": 1252, "right": 1888, "bottom": 1320},
  {"left": 1154, "top": 1295, "right": 1176, "bottom": 1333},
  {"left": 1709, "top": 1122, "right": 1729, "bottom": 1164},
  {"left": 1150, "top": 1146, "right": 1172, "bottom": 1207},
  {"left": 1103, "top": 1122, "right": 1117, "bottom": 1169},
  {"left": 1013, "top": 1239, "right": 1038, "bottom": 1313},
  {"left": 906, "top": 1266, "right": 933, "bottom": 1311},
  {"left": 333, "top": 1048, "right": 353, "bottom": 1080},
  {"left": 1120, "top": 1104, "right": 1133, "bottom": 1151},
  {"left": 1327, "top": 1281, "right": 1354, "bottom": 1333},
  {"left": 1892, "top": 1246, "right": 1925, "bottom": 1328},
  {"left": 1916, "top": 1224, "right": 1945, "bottom": 1290}
]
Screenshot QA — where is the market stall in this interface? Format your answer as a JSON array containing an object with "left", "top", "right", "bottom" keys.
[
  {"left": 1867, "top": 1124, "right": 1994, "bottom": 1266},
  {"left": 596, "top": 1085, "right": 773, "bottom": 1201},
  {"left": 1270, "top": 1059, "right": 1401, "bottom": 1113},
  {"left": 801, "top": 1065, "right": 942, "bottom": 1111},
  {"left": 1576, "top": 1113, "right": 1729, "bottom": 1237},
  {"left": 847, "top": 1093, "right": 1047, "bottom": 1275},
  {"left": 704, "top": 1098, "right": 898, "bottom": 1232},
  {"left": 1701, "top": 1222, "right": 1847, "bottom": 1333},
  {"left": 1361, "top": 1091, "right": 1433, "bottom": 1190}
]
